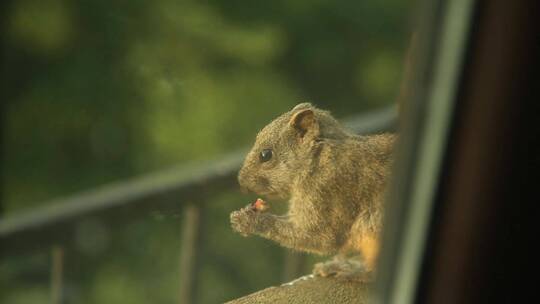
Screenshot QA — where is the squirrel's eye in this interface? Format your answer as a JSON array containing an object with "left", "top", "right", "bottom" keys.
[{"left": 259, "top": 149, "right": 273, "bottom": 162}]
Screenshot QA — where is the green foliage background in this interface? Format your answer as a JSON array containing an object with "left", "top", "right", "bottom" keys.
[{"left": 1, "top": 0, "right": 410, "bottom": 302}]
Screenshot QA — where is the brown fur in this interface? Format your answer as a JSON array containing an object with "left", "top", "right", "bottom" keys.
[{"left": 231, "top": 103, "right": 395, "bottom": 279}]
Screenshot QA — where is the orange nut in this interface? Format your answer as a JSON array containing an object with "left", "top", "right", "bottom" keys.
[{"left": 252, "top": 198, "right": 269, "bottom": 211}]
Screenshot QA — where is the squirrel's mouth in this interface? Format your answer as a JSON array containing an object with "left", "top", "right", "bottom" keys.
[
  {"left": 259, "top": 188, "right": 289, "bottom": 201},
  {"left": 239, "top": 180, "right": 286, "bottom": 201},
  {"left": 261, "top": 192, "right": 279, "bottom": 201},
  {"left": 244, "top": 186, "right": 279, "bottom": 201}
]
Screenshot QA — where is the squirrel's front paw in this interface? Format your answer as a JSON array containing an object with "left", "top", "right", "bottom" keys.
[{"left": 230, "top": 207, "right": 259, "bottom": 237}]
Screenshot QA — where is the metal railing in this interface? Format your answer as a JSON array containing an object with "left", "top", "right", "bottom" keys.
[{"left": 0, "top": 106, "right": 397, "bottom": 304}]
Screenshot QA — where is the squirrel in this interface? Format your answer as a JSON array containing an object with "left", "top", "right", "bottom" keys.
[{"left": 230, "top": 102, "right": 395, "bottom": 281}]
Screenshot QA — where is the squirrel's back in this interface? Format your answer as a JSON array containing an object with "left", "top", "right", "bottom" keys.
[{"left": 288, "top": 130, "right": 395, "bottom": 253}]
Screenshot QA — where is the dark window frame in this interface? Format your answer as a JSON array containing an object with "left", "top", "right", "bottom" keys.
[{"left": 376, "top": 1, "right": 539, "bottom": 303}]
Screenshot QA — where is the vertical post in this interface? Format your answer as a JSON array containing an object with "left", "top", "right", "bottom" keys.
[
  {"left": 51, "top": 246, "right": 64, "bottom": 304},
  {"left": 282, "top": 250, "right": 306, "bottom": 282},
  {"left": 179, "top": 204, "right": 204, "bottom": 304}
]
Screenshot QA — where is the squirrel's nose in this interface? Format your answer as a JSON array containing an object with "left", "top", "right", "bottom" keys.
[
  {"left": 238, "top": 168, "right": 248, "bottom": 191},
  {"left": 238, "top": 167, "right": 255, "bottom": 194},
  {"left": 238, "top": 178, "right": 251, "bottom": 194}
]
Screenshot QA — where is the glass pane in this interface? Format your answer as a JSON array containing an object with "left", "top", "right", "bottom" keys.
[{"left": 1, "top": 0, "right": 412, "bottom": 303}]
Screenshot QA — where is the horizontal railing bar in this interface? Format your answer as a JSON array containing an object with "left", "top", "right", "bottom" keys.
[
  {"left": 0, "top": 106, "right": 396, "bottom": 258},
  {"left": 0, "top": 154, "right": 243, "bottom": 257},
  {"left": 0, "top": 152, "right": 243, "bottom": 236}
]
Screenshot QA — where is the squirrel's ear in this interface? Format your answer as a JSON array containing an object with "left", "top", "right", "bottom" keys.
[
  {"left": 290, "top": 109, "right": 319, "bottom": 139},
  {"left": 292, "top": 102, "right": 313, "bottom": 111}
]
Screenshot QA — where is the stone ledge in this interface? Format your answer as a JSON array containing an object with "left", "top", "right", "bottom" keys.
[{"left": 226, "top": 275, "right": 371, "bottom": 304}]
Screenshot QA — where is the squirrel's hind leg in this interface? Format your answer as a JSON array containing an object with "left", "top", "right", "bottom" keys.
[{"left": 312, "top": 254, "right": 373, "bottom": 282}]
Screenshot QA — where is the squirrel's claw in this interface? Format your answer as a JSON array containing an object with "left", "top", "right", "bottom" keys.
[{"left": 230, "top": 208, "right": 258, "bottom": 236}]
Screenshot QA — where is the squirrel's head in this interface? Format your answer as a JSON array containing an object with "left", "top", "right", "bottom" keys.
[{"left": 238, "top": 102, "right": 347, "bottom": 200}]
